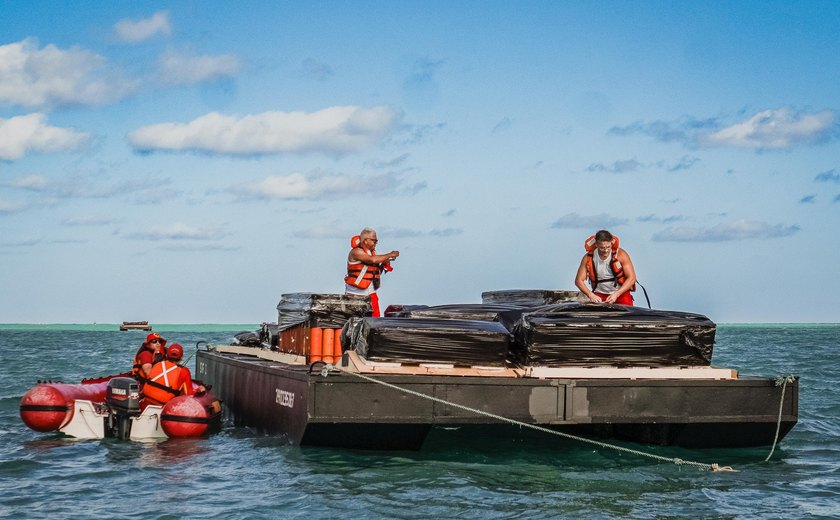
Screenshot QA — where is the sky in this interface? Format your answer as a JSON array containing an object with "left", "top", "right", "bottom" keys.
[{"left": 1, "top": 2, "right": 839, "bottom": 324}]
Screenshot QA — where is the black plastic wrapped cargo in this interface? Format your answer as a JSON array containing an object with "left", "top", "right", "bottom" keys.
[
  {"left": 276, "top": 293, "right": 372, "bottom": 331},
  {"left": 481, "top": 289, "right": 584, "bottom": 306},
  {"left": 391, "top": 303, "right": 530, "bottom": 333},
  {"left": 347, "top": 317, "right": 512, "bottom": 366},
  {"left": 511, "top": 302, "right": 715, "bottom": 367}
]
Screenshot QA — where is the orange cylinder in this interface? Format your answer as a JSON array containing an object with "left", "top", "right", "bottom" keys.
[
  {"left": 309, "top": 328, "right": 323, "bottom": 363},
  {"left": 322, "top": 328, "right": 335, "bottom": 364},
  {"left": 333, "top": 328, "right": 342, "bottom": 362}
]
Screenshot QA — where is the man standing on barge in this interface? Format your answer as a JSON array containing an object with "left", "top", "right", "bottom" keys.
[
  {"left": 575, "top": 229, "right": 637, "bottom": 305},
  {"left": 344, "top": 227, "right": 399, "bottom": 317}
]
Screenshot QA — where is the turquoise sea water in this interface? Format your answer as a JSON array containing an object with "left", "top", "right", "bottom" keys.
[{"left": 1, "top": 324, "right": 838, "bottom": 519}]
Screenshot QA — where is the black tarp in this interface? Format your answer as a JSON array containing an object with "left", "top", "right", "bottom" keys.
[
  {"left": 390, "top": 303, "right": 529, "bottom": 332},
  {"left": 511, "top": 303, "right": 716, "bottom": 367},
  {"left": 276, "top": 293, "right": 372, "bottom": 331},
  {"left": 234, "top": 330, "right": 261, "bottom": 347},
  {"left": 347, "top": 317, "right": 511, "bottom": 366},
  {"left": 481, "top": 289, "right": 584, "bottom": 306}
]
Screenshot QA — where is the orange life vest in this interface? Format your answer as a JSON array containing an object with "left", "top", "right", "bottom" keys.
[
  {"left": 346, "top": 234, "right": 388, "bottom": 289},
  {"left": 142, "top": 360, "right": 192, "bottom": 405},
  {"left": 345, "top": 249, "right": 382, "bottom": 290},
  {"left": 584, "top": 234, "right": 635, "bottom": 292}
]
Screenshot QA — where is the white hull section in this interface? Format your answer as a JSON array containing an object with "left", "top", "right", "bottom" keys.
[{"left": 59, "top": 400, "right": 168, "bottom": 440}]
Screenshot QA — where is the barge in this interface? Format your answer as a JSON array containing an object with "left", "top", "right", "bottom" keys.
[
  {"left": 120, "top": 321, "right": 152, "bottom": 331},
  {"left": 197, "top": 291, "right": 798, "bottom": 450}
]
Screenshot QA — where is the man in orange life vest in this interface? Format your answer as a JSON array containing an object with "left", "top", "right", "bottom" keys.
[
  {"left": 131, "top": 332, "right": 167, "bottom": 382},
  {"left": 141, "top": 344, "right": 198, "bottom": 406},
  {"left": 344, "top": 227, "right": 399, "bottom": 317},
  {"left": 575, "top": 229, "right": 637, "bottom": 306}
]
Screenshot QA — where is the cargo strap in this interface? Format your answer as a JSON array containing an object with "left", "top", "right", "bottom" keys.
[
  {"left": 765, "top": 375, "right": 796, "bottom": 462},
  {"left": 323, "top": 363, "right": 735, "bottom": 472}
]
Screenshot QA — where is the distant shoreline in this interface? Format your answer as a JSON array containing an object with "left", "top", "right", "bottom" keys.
[{"left": 0, "top": 324, "right": 258, "bottom": 331}]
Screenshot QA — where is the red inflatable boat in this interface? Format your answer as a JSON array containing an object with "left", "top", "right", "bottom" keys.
[{"left": 20, "top": 373, "right": 221, "bottom": 440}]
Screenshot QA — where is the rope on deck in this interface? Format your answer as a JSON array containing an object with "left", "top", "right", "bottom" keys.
[
  {"left": 323, "top": 363, "right": 736, "bottom": 472},
  {"left": 765, "top": 375, "right": 796, "bottom": 462}
]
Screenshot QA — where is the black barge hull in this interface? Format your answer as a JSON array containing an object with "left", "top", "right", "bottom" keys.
[{"left": 196, "top": 349, "right": 797, "bottom": 450}]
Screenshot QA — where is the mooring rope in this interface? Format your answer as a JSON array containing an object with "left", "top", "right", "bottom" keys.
[
  {"left": 764, "top": 375, "right": 796, "bottom": 462},
  {"left": 323, "top": 363, "right": 735, "bottom": 472}
]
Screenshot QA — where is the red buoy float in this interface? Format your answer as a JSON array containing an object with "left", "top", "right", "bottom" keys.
[
  {"left": 160, "top": 392, "right": 222, "bottom": 438},
  {"left": 20, "top": 381, "right": 110, "bottom": 432}
]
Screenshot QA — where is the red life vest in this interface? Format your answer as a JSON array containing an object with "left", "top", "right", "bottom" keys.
[
  {"left": 584, "top": 234, "right": 635, "bottom": 292},
  {"left": 142, "top": 360, "right": 192, "bottom": 405},
  {"left": 131, "top": 344, "right": 166, "bottom": 381}
]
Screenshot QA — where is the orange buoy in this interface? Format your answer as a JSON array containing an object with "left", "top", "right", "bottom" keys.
[
  {"left": 322, "top": 328, "right": 335, "bottom": 364},
  {"left": 334, "top": 328, "right": 342, "bottom": 362},
  {"left": 310, "top": 328, "right": 323, "bottom": 363}
]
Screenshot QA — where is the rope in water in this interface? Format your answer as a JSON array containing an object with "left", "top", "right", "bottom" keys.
[
  {"left": 323, "top": 363, "right": 736, "bottom": 472},
  {"left": 764, "top": 375, "right": 796, "bottom": 462}
]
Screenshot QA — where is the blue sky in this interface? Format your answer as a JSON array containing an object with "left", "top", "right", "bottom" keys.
[{"left": 1, "top": 2, "right": 838, "bottom": 323}]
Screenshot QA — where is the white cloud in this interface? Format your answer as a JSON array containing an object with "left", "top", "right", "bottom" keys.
[
  {"left": 128, "top": 106, "right": 401, "bottom": 156},
  {"left": 124, "top": 223, "right": 228, "bottom": 241},
  {"left": 61, "top": 215, "right": 119, "bottom": 226},
  {"left": 240, "top": 170, "right": 403, "bottom": 200},
  {"left": 586, "top": 158, "right": 645, "bottom": 174},
  {"left": 550, "top": 212, "right": 629, "bottom": 229},
  {"left": 159, "top": 50, "right": 241, "bottom": 85},
  {"left": 291, "top": 225, "right": 353, "bottom": 240},
  {"left": 666, "top": 155, "right": 701, "bottom": 172},
  {"left": 637, "top": 214, "right": 688, "bottom": 224},
  {"left": 378, "top": 227, "right": 425, "bottom": 238},
  {"left": 652, "top": 219, "right": 800, "bottom": 242},
  {"left": 292, "top": 225, "right": 459, "bottom": 239},
  {"left": 7, "top": 171, "right": 173, "bottom": 201},
  {"left": 0, "top": 38, "right": 135, "bottom": 109},
  {"left": 0, "top": 114, "right": 88, "bottom": 160},
  {"left": 429, "top": 228, "right": 463, "bottom": 237},
  {"left": 609, "top": 108, "right": 838, "bottom": 150},
  {"left": 701, "top": 108, "right": 837, "bottom": 149},
  {"left": 8, "top": 174, "right": 49, "bottom": 189},
  {"left": 0, "top": 200, "right": 26, "bottom": 214},
  {"left": 114, "top": 11, "right": 171, "bottom": 43}
]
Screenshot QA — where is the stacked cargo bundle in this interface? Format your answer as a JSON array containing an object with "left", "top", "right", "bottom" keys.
[
  {"left": 481, "top": 289, "right": 585, "bottom": 306},
  {"left": 511, "top": 303, "right": 716, "bottom": 367},
  {"left": 276, "top": 293, "right": 372, "bottom": 363},
  {"left": 390, "top": 303, "right": 525, "bottom": 321},
  {"left": 346, "top": 317, "right": 512, "bottom": 366},
  {"left": 388, "top": 303, "right": 529, "bottom": 334}
]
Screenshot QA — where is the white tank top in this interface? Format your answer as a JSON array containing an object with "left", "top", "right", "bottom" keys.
[{"left": 593, "top": 251, "right": 618, "bottom": 294}]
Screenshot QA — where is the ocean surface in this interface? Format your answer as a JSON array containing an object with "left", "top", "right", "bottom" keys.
[{"left": 1, "top": 324, "right": 838, "bottom": 519}]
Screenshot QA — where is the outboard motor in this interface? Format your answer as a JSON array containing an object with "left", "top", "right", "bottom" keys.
[{"left": 105, "top": 377, "right": 141, "bottom": 440}]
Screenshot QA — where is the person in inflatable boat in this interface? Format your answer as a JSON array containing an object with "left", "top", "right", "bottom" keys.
[
  {"left": 131, "top": 332, "right": 168, "bottom": 381},
  {"left": 575, "top": 229, "right": 637, "bottom": 306},
  {"left": 141, "top": 343, "right": 200, "bottom": 406},
  {"left": 344, "top": 227, "right": 399, "bottom": 317}
]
